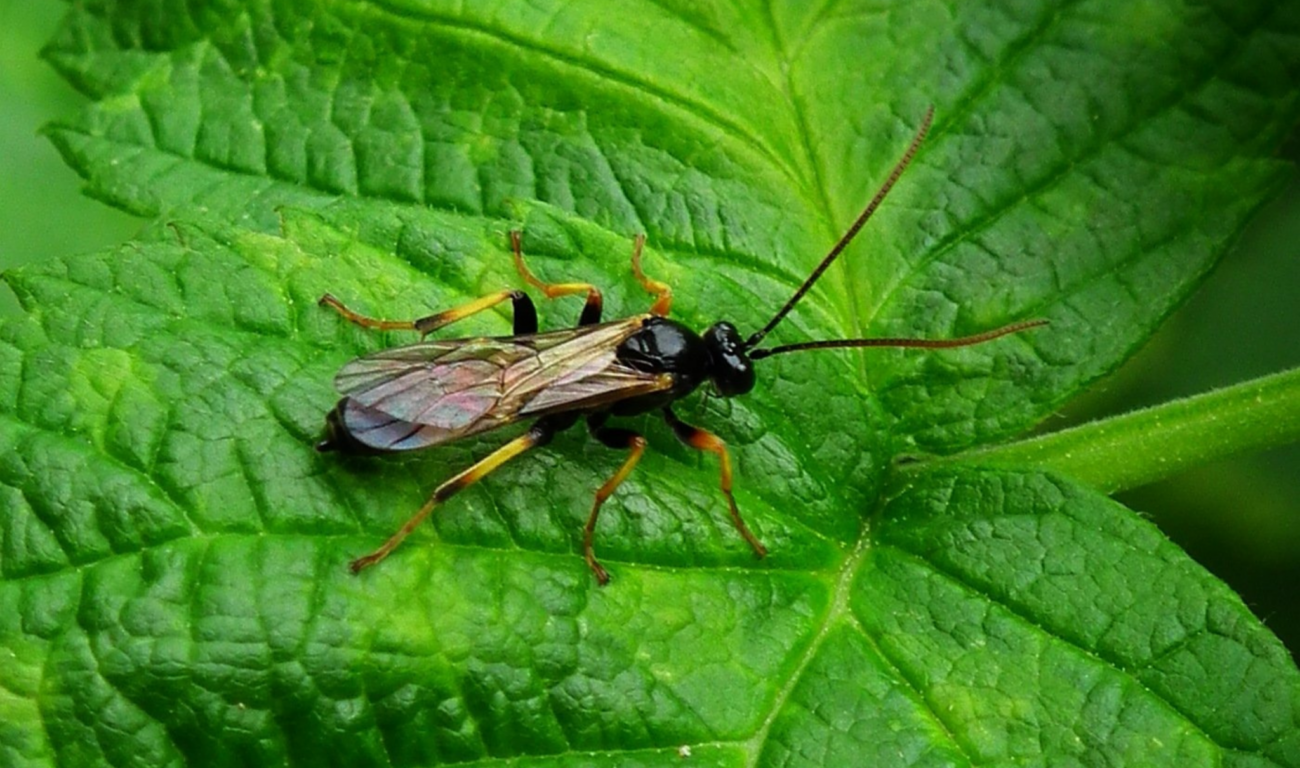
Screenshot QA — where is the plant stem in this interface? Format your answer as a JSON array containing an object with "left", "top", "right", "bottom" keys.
[{"left": 937, "top": 367, "right": 1300, "bottom": 494}]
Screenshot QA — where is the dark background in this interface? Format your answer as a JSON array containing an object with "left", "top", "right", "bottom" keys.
[{"left": 3, "top": 1, "right": 1295, "bottom": 656}]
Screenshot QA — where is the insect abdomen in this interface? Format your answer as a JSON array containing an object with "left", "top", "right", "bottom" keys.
[{"left": 317, "top": 398, "right": 448, "bottom": 454}]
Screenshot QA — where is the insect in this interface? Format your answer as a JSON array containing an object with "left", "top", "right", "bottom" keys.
[{"left": 316, "top": 106, "right": 1046, "bottom": 584}]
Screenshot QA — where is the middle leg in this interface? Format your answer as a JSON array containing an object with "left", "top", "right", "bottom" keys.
[
  {"left": 629, "top": 234, "right": 673, "bottom": 316},
  {"left": 510, "top": 231, "right": 603, "bottom": 326},
  {"left": 583, "top": 414, "right": 647, "bottom": 585}
]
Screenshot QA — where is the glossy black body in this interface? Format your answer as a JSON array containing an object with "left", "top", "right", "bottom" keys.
[
  {"left": 609, "top": 317, "right": 755, "bottom": 416},
  {"left": 610, "top": 316, "right": 739, "bottom": 416}
]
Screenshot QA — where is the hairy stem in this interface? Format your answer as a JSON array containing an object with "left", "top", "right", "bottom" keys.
[{"left": 933, "top": 367, "right": 1300, "bottom": 493}]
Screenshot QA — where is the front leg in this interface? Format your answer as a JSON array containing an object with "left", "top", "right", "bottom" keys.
[
  {"left": 629, "top": 234, "right": 673, "bottom": 317},
  {"left": 662, "top": 406, "right": 767, "bottom": 559}
]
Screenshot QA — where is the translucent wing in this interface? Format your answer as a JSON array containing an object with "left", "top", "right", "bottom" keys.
[{"left": 332, "top": 317, "right": 671, "bottom": 450}]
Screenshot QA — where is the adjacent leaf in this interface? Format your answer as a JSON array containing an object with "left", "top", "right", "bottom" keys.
[
  {"left": 3, "top": 0, "right": 1298, "bottom": 765},
  {"left": 766, "top": 468, "right": 1300, "bottom": 766}
]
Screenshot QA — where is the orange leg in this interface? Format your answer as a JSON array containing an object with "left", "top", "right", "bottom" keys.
[
  {"left": 630, "top": 234, "right": 673, "bottom": 316},
  {"left": 662, "top": 407, "right": 767, "bottom": 559},
  {"left": 583, "top": 418, "right": 648, "bottom": 585},
  {"left": 509, "top": 231, "right": 604, "bottom": 326}
]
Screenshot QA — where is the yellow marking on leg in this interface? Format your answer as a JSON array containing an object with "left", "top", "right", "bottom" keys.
[
  {"left": 510, "top": 230, "right": 604, "bottom": 308},
  {"left": 413, "top": 289, "right": 520, "bottom": 337},
  {"left": 630, "top": 234, "right": 672, "bottom": 316},
  {"left": 683, "top": 429, "right": 767, "bottom": 559},
  {"left": 349, "top": 432, "right": 539, "bottom": 574},
  {"left": 583, "top": 435, "right": 647, "bottom": 585},
  {"left": 321, "top": 290, "right": 522, "bottom": 338},
  {"left": 319, "top": 293, "right": 420, "bottom": 332}
]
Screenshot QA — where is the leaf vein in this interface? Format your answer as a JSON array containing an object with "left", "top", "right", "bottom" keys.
[
  {"left": 881, "top": 543, "right": 1235, "bottom": 755},
  {"left": 359, "top": 0, "right": 805, "bottom": 189}
]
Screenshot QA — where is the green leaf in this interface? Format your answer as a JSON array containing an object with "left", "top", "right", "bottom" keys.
[
  {"left": 41, "top": 0, "right": 1300, "bottom": 454},
  {"left": 3, "top": 0, "right": 1299, "bottom": 765}
]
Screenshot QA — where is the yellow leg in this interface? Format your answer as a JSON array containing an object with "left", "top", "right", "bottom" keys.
[
  {"left": 349, "top": 430, "right": 541, "bottom": 573},
  {"left": 583, "top": 431, "right": 647, "bottom": 585},
  {"left": 630, "top": 234, "right": 672, "bottom": 316},
  {"left": 319, "top": 288, "right": 530, "bottom": 338}
]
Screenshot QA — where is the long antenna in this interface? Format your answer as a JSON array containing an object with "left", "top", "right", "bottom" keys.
[
  {"left": 748, "top": 319, "right": 1048, "bottom": 360},
  {"left": 743, "top": 105, "right": 935, "bottom": 351}
]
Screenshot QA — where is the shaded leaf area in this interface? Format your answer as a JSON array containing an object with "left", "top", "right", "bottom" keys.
[
  {"left": 41, "top": 0, "right": 1300, "bottom": 453},
  {"left": 1, "top": 227, "right": 1296, "bottom": 766}
]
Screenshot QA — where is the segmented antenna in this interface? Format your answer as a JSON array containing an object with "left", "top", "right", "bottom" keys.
[
  {"left": 748, "top": 319, "right": 1049, "bottom": 360},
  {"left": 744, "top": 105, "right": 935, "bottom": 351}
]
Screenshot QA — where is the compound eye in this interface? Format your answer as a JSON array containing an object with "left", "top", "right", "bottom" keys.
[
  {"left": 704, "top": 322, "right": 755, "bottom": 396},
  {"left": 715, "top": 356, "right": 754, "bottom": 396}
]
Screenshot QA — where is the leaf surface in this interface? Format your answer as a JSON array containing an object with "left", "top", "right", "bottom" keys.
[{"left": 3, "top": 0, "right": 1299, "bottom": 765}]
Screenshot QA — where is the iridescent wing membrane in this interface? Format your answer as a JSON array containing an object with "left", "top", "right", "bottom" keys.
[{"left": 333, "top": 317, "right": 673, "bottom": 451}]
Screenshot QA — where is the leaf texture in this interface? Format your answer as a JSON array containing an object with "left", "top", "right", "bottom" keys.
[{"left": 2, "top": 0, "right": 1298, "bottom": 765}]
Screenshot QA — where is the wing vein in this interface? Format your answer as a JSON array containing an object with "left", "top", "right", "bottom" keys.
[{"left": 332, "top": 318, "right": 672, "bottom": 451}]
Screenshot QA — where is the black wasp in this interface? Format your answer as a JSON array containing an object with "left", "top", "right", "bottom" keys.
[{"left": 316, "top": 107, "right": 1046, "bottom": 584}]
